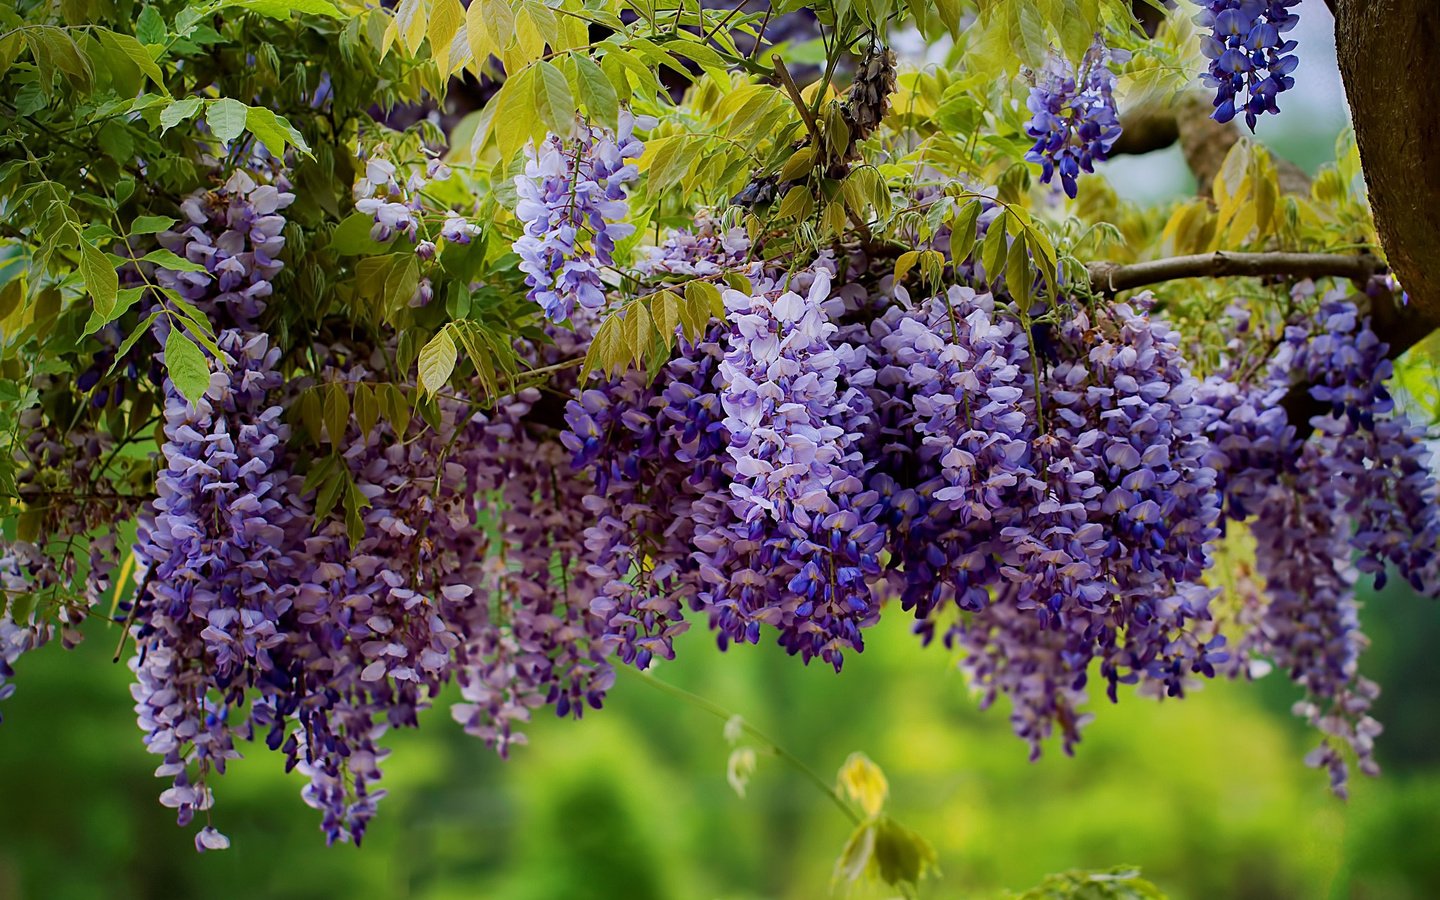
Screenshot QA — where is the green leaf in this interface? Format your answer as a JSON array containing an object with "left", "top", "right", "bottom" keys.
[
  {"left": 651, "top": 290, "right": 681, "bottom": 350},
  {"left": 246, "top": 106, "right": 311, "bottom": 156},
  {"left": 418, "top": 329, "right": 457, "bottom": 396},
  {"left": 583, "top": 312, "right": 625, "bottom": 377},
  {"left": 323, "top": 383, "right": 350, "bottom": 444},
  {"left": 353, "top": 384, "right": 379, "bottom": 436},
  {"left": 949, "top": 199, "right": 982, "bottom": 265},
  {"left": 493, "top": 64, "right": 539, "bottom": 161},
  {"left": 84, "top": 286, "right": 143, "bottom": 335},
  {"left": 534, "top": 60, "right": 576, "bottom": 136},
  {"left": 684, "top": 280, "right": 724, "bottom": 319},
  {"left": 135, "top": 6, "right": 166, "bottom": 46},
  {"left": 870, "top": 817, "right": 938, "bottom": 894},
  {"left": 129, "top": 215, "right": 176, "bottom": 235},
  {"left": 106, "top": 311, "right": 160, "bottom": 375},
  {"left": 141, "top": 248, "right": 209, "bottom": 273},
  {"left": 158, "top": 97, "right": 201, "bottom": 133},
  {"left": 220, "top": 0, "right": 343, "bottom": 19},
  {"left": 619, "top": 300, "right": 654, "bottom": 367},
  {"left": 164, "top": 328, "right": 211, "bottom": 404},
  {"left": 572, "top": 55, "right": 618, "bottom": 130},
  {"left": 329, "top": 212, "right": 393, "bottom": 255},
  {"left": 1006, "top": 232, "right": 1032, "bottom": 306},
  {"left": 80, "top": 239, "right": 118, "bottom": 322},
  {"left": 206, "top": 98, "right": 248, "bottom": 144},
  {"left": 98, "top": 30, "right": 166, "bottom": 90},
  {"left": 981, "top": 216, "right": 1009, "bottom": 280},
  {"left": 893, "top": 250, "right": 921, "bottom": 286}
]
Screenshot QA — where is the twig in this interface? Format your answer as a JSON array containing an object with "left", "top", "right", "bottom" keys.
[
  {"left": 771, "top": 53, "right": 819, "bottom": 138},
  {"left": 623, "top": 667, "right": 862, "bottom": 826},
  {"left": 1087, "top": 250, "right": 1384, "bottom": 294}
]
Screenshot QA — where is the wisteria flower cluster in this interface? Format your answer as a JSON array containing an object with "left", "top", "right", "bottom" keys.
[
  {"left": 513, "top": 113, "right": 644, "bottom": 322},
  {"left": 5, "top": 179, "right": 1438, "bottom": 851},
  {"left": 1197, "top": 0, "right": 1302, "bottom": 130},
  {"left": 1024, "top": 36, "right": 1123, "bottom": 199},
  {"left": 1203, "top": 295, "right": 1440, "bottom": 795}
]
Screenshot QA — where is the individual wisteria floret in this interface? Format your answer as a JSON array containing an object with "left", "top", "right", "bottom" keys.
[
  {"left": 512, "top": 113, "right": 644, "bottom": 322},
  {"left": 1024, "top": 36, "right": 1123, "bottom": 199},
  {"left": 352, "top": 154, "right": 479, "bottom": 247},
  {"left": 1197, "top": 0, "right": 1302, "bottom": 130}
]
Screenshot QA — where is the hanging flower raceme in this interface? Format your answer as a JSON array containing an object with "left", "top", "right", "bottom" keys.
[
  {"left": 1024, "top": 36, "right": 1123, "bottom": 199},
  {"left": 157, "top": 170, "right": 293, "bottom": 330},
  {"left": 512, "top": 113, "right": 644, "bottom": 322},
  {"left": 1197, "top": 0, "right": 1302, "bottom": 129},
  {"left": 709, "top": 267, "right": 884, "bottom": 671},
  {"left": 130, "top": 329, "right": 293, "bottom": 852}
]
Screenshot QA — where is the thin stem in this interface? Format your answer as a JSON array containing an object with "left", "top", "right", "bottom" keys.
[{"left": 623, "top": 667, "right": 862, "bottom": 826}]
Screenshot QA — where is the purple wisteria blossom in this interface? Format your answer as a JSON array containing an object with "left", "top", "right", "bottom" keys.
[
  {"left": 513, "top": 113, "right": 644, "bottom": 322},
  {"left": 710, "top": 268, "right": 884, "bottom": 670},
  {"left": 157, "top": 170, "right": 292, "bottom": 330},
  {"left": 130, "top": 329, "right": 293, "bottom": 852},
  {"left": 1201, "top": 292, "right": 1440, "bottom": 794},
  {"left": 1197, "top": 0, "right": 1302, "bottom": 129},
  {"left": 1024, "top": 37, "right": 1123, "bottom": 199}
]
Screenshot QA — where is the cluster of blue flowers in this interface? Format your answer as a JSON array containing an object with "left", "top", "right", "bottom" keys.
[
  {"left": 1197, "top": 0, "right": 1302, "bottom": 129},
  {"left": 1023, "top": 37, "right": 1123, "bottom": 199},
  {"left": 513, "top": 113, "right": 643, "bottom": 322}
]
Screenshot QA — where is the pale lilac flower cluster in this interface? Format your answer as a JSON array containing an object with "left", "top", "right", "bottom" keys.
[
  {"left": 0, "top": 549, "right": 49, "bottom": 722},
  {"left": 1197, "top": 0, "right": 1301, "bottom": 129},
  {"left": 513, "top": 114, "right": 643, "bottom": 322},
  {"left": 711, "top": 268, "right": 883, "bottom": 670},
  {"left": 1201, "top": 293, "right": 1440, "bottom": 794},
  {"left": 453, "top": 388, "right": 614, "bottom": 754},
  {"left": 157, "top": 170, "right": 293, "bottom": 329},
  {"left": 635, "top": 213, "right": 751, "bottom": 280},
  {"left": 352, "top": 154, "right": 472, "bottom": 244},
  {"left": 1024, "top": 37, "right": 1123, "bottom": 199}
]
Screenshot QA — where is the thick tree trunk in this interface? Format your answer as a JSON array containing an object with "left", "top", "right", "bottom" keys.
[{"left": 1335, "top": 0, "right": 1440, "bottom": 352}]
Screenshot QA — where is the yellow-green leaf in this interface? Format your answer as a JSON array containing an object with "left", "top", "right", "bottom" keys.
[
  {"left": 837, "top": 752, "right": 889, "bottom": 818},
  {"left": 418, "top": 329, "right": 457, "bottom": 397},
  {"left": 534, "top": 60, "right": 576, "bottom": 136},
  {"left": 572, "top": 54, "right": 619, "bottom": 131},
  {"left": 205, "top": 98, "right": 247, "bottom": 144}
]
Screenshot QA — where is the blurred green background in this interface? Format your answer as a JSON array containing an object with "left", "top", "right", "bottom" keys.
[{"left": 3, "top": 572, "right": 1440, "bottom": 900}]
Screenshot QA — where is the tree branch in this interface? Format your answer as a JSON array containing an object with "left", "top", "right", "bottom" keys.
[
  {"left": 1087, "top": 250, "right": 1384, "bottom": 294},
  {"left": 1111, "top": 93, "right": 1310, "bottom": 197}
]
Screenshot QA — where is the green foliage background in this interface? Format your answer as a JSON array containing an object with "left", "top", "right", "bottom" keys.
[{"left": 2, "top": 573, "right": 1439, "bottom": 899}]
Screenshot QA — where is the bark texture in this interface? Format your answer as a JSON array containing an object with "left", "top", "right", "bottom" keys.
[{"left": 1335, "top": 0, "right": 1440, "bottom": 354}]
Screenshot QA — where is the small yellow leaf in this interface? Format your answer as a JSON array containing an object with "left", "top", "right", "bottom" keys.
[{"left": 837, "top": 752, "right": 889, "bottom": 818}]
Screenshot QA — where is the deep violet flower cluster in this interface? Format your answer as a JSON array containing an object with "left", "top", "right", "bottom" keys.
[
  {"left": 1024, "top": 37, "right": 1123, "bottom": 199},
  {"left": 513, "top": 113, "right": 643, "bottom": 322},
  {"left": 1196, "top": 0, "right": 1302, "bottom": 130},
  {"left": 1201, "top": 295, "right": 1440, "bottom": 795}
]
